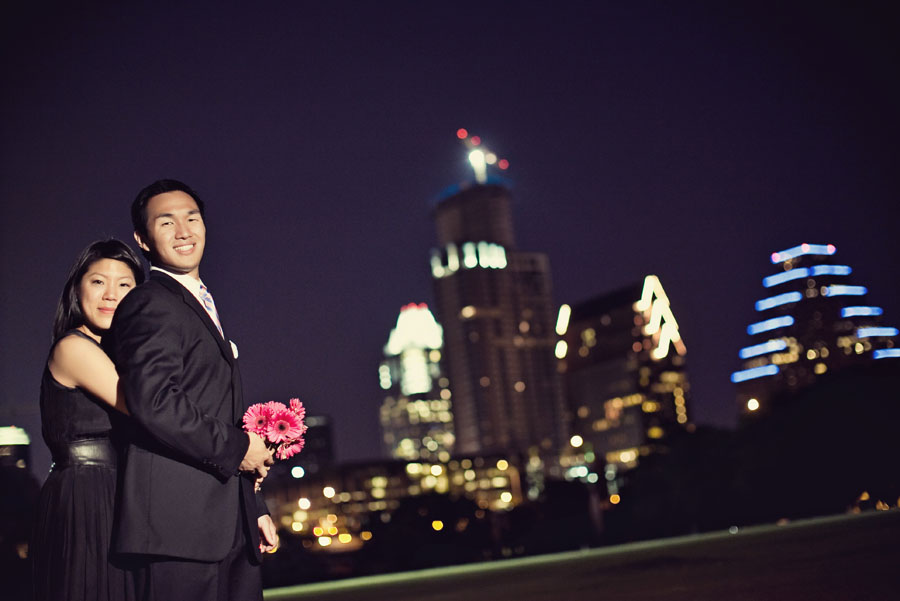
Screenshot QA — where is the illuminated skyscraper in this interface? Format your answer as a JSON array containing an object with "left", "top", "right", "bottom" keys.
[
  {"left": 378, "top": 303, "right": 454, "bottom": 461},
  {"left": 430, "top": 182, "right": 566, "bottom": 461},
  {"left": 732, "top": 243, "right": 900, "bottom": 417},
  {"left": 557, "top": 276, "right": 691, "bottom": 480}
]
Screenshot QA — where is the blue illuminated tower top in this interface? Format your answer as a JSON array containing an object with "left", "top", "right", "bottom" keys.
[{"left": 732, "top": 243, "right": 899, "bottom": 417}]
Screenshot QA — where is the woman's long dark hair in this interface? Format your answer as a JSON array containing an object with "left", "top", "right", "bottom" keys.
[{"left": 52, "top": 239, "right": 145, "bottom": 340}]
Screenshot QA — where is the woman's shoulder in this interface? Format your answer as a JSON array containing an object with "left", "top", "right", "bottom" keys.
[
  {"left": 48, "top": 331, "right": 107, "bottom": 388},
  {"left": 63, "top": 328, "right": 100, "bottom": 342},
  {"left": 51, "top": 331, "right": 104, "bottom": 363}
]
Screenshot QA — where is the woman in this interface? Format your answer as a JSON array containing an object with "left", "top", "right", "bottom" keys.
[{"left": 32, "top": 239, "right": 144, "bottom": 601}]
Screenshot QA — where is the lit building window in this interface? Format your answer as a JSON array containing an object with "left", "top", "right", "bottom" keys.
[
  {"left": 763, "top": 268, "right": 811, "bottom": 288},
  {"left": 647, "top": 427, "right": 664, "bottom": 439},
  {"left": 633, "top": 275, "right": 687, "bottom": 360},
  {"left": 822, "top": 285, "right": 867, "bottom": 297},
  {"left": 770, "top": 243, "right": 836, "bottom": 263},
  {"left": 747, "top": 316, "right": 795, "bottom": 335},
  {"left": 556, "top": 304, "right": 571, "bottom": 335},
  {"left": 739, "top": 339, "right": 789, "bottom": 359},
  {"left": 555, "top": 340, "right": 568, "bottom": 359},
  {"left": 857, "top": 327, "right": 899, "bottom": 338},
  {"left": 842, "top": 306, "right": 883, "bottom": 318},
  {"left": 756, "top": 292, "right": 803, "bottom": 311},
  {"left": 731, "top": 364, "right": 779, "bottom": 383},
  {"left": 431, "top": 241, "right": 507, "bottom": 277}
]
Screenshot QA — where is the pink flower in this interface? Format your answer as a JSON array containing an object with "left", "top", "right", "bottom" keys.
[
  {"left": 243, "top": 397, "right": 306, "bottom": 462},
  {"left": 276, "top": 440, "right": 305, "bottom": 460},
  {"left": 289, "top": 397, "right": 306, "bottom": 420},
  {"left": 289, "top": 398, "right": 308, "bottom": 436},
  {"left": 266, "top": 408, "right": 304, "bottom": 444},
  {"left": 242, "top": 403, "right": 273, "bottom": 435},
  {"left": 265, "top": 400, "right": 284, "bottom": 415}
]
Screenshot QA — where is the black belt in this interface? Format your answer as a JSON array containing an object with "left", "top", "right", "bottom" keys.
[{"left": 52, "top": 437, "right": 117, "bottom": 469}]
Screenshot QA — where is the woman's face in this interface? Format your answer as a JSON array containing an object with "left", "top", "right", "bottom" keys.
[{"left": 78, "top": 258, "right": 137, "bottom": 333}]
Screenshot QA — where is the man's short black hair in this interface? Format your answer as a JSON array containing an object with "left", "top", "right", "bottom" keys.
[{"left": 131, "top": 178, "right": 205, "bottom": 239}]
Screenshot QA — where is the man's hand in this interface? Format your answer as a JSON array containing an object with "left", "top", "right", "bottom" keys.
[
  {"left": 240, "top": 432, "right": 274, "bottom": 477},
  {"left": 258, "top": 514, "right": 278, "bottom": 553}
]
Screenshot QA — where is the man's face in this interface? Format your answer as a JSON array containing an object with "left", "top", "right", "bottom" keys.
[{"left": 135, "top": 190, "right": 206, "bottom": 279}]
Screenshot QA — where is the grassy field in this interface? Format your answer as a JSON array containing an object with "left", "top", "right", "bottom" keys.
[{"left": 264, "top": 510, "right": 900, "bottom": 601}]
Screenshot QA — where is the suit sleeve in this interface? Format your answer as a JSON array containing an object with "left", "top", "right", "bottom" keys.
[
  {"left": 255, "top": 491, "right": 270, "bottom": 517},
  {"left": 110, "top": 288, "right": 249, "bottom": 479}
]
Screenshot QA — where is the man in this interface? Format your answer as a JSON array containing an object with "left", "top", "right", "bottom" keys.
[{"left": 107, "top": 179, "right": 276, "bottom": 600}]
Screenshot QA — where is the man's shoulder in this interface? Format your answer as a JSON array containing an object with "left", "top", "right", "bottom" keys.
[
  {"left": 129, "top": 277, "right": 175, "bottom": 299},
  {"left": 117, "top": 277, "right": 182, "bottom": 313}
]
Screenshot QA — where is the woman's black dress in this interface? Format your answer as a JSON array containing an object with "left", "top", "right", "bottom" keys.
[{"left": 31, "top": 330, "right": 133, "bottom": 601}]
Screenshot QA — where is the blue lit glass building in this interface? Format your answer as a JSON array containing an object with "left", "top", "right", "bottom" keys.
[{"left": 733, "top": 243, "right": 899, "bottom": 416}]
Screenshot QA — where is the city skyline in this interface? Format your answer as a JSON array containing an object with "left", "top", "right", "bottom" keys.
[{"left": 2, "top": 2, "right": 899, "bottom": 476}]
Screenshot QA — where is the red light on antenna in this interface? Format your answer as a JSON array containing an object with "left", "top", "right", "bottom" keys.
[
  {"left": 456, "top": 128, "right": 468, "bottom": 139},
  {"left": 470, "top": 136, "right": 481, "bottom": 146},
  {"left": 827, "top": 244, "right": 836, "bottom": 254},
  {"left": 498, "top": 159, "right": 509, "bottom": 170},
  {"left": 771, "top": 253, "right": 780, "bottom": 263}
]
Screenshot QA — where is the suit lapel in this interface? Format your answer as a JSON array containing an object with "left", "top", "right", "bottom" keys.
[{"left": 152, "top": 272, "right": 235, "bottom": 366}]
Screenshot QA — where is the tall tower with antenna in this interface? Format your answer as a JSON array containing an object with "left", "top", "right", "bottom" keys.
[
  {"left": 456, "top": 128, "right": 510, "bottom": 184},
  {"left": 429, "top": 131, "right": 566, "bottom": 470}
]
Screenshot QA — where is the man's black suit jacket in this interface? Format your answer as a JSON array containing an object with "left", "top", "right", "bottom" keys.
[{"left": 107, "top": 271, "right": 264, "bottom": 563}]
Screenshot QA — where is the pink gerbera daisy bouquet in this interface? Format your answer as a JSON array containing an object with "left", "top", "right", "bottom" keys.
[{"left": 242, "top": 397, "right": 307, "bottom": 460}]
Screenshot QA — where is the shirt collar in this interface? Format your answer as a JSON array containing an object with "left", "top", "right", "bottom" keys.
[{"left": 150, "top": 265, "right": 205, "bottom": 299}]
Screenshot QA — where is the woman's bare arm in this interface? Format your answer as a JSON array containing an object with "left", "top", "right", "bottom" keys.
[{"left": 49, "top": 334, "right": 129, "bottom": 414}]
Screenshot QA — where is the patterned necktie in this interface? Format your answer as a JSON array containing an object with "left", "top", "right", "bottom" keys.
[{"left": 198, "top": 284, "right": 224, "bottom": 338}]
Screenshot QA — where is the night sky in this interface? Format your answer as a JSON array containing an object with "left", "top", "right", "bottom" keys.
[{"left": 3, "top": 1, "right": 899, "bottom": 478}]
